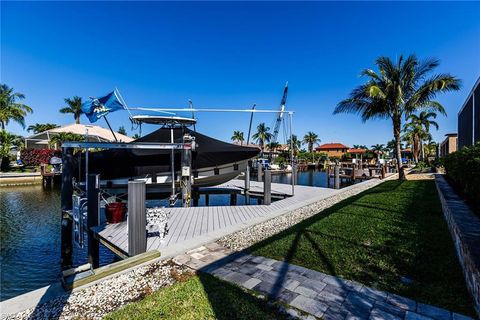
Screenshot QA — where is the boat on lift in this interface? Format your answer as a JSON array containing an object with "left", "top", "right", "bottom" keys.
[{"left": 74, "top": 115, "right": 260, "bottom": 194}]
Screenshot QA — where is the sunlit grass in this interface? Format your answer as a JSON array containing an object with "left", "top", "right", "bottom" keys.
[{"left": 250, "top": 180, "right": 475, "bottom": 316}]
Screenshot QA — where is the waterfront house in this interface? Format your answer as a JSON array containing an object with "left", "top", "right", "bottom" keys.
[
  {"left": 24, "top": 123, "right": 133, "bottom": 149},
  {"left": 315, "top": 143, "right": 349, "bottom": 158},
  {"left": 458, "top": 77, "right": 480, "bottom": 149},
  {"left": 439, "top": 133, "right": 458, "bottom": 157}
]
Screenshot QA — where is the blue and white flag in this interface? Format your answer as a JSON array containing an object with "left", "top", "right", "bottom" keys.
[{"left": 81, "top": 89, "right": 126, "bottom": 123}]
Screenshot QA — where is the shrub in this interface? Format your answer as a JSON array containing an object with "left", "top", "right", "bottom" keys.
[
  {"left": 21, "top": 149, "right": 61, "bottom": 166},
  {"left": 443, "top": 142, "right": 480, "bottom": 208}
]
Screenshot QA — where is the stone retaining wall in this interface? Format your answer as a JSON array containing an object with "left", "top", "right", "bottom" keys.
[{"left": 435, "top": 174, "right": 480, "bottom": 318}]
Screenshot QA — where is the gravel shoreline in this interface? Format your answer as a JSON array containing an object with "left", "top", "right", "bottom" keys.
[
  {"left": 217, "top": 178, "right": 388, "bottom": 251},
  {"left": 3, "top": 261, "right": 193, "bottom": 320}
]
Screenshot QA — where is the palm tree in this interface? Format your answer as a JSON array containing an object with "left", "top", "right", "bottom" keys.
[
  {"left": 59, "top": 96, "right": 83, "bottom": 124},
  {"left": 386, "top": 139, "right": 402, "bottom": 158},
  {"left": 0, "top": 130, "right": 14, "bottom": 168},
  {"left": 352, "top": 144, "right": 367, "bottom": 149},
  {"left": 287, "top": 134, "right": 301, "bottom": 156},
  {"left": 231, "top": 130, "right": 245, "bottom": 145},
  {"left": 371, "top": 144, "right": 385, "bottom": 159},
  {"left": 266, "top": 141, "right": 280, "bottom": 152},
  {"left": 302, "top": 132, "right": 321, "bottom": 153},
  {"left": 424, "top": 139, "right": 437, "bottom": 158},
  {"left": 0, "top": 84, "right": 33, "bottom": 130},
  {"left": 334, "top": 54, "right": 460, "bottom": 179},
  {"left": 118, "top": 126, "right": 127, "bottom": 136},
  {"left": 27, "top": 123, "right": 59, "bottom": 134},
  {"left": 405, "top": 111, "right": 439, "bottom": 161},
  {"left": 252, "top": 123, "right": 272, "bottom": 152},
  {"left": 49, "top": 132, "right": 84, "bottom": 149}
]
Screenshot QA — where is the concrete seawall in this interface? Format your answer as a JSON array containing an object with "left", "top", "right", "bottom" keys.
[
  {"left": 435, "top": 174, "right": 480, "bottom": 318},
  {"left": 0, "top": 172, "right": 42, "bottom": 187}
]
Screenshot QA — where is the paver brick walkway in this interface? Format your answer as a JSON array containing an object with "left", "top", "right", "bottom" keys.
[{"left": 173, "top": 244, "right": 475, "bottom": 320}]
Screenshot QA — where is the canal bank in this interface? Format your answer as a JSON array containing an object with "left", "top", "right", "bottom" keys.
[{"left": 0, "top": 173, "right": 42, "bottom": 187}]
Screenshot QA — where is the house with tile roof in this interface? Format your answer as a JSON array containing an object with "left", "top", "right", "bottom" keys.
[{"left": 315, "top": 143, "right": 349, "bottom": 158}]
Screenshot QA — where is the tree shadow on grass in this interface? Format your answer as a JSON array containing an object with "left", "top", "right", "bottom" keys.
[{"left": 196, "top": 272, "right": 288, "bottom": 320}]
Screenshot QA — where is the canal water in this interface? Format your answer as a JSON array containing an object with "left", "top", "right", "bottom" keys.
[{"left": 0, "top": 169, "right": 331, "bottom": 301}]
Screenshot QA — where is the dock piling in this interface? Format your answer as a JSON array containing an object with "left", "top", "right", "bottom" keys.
[
  {"left": 257, "top": 164, "right": 263, "bottom": 183},
  {"left": 244, "top": 165, "right": 250, "bottom": 191},
  {"left": 128, "top": 180, "right": 147, "bottom": 256},
  {"left": 291, "top": 163, "right": 296, "bottom": 196},
  {"left": 87, "top": 174, "right": 100, "bottom": 268},
  {"left": 264, "top": 169, "right": 271, "bottom": 205},
  {"left": 334, "top": 165, "right": 340, "bottom": 189},
  {"left": 230, "top": 193, "right": 237, "bottom": 206},
  {"left": 61, "top": 147, "right": 74, "bottom": 269},
  {"left": 181, "top": 134, "right": 193, "bottom": 208}
]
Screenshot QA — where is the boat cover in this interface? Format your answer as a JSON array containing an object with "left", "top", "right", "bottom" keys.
[{"left": 75, "top": 128, "right": 259, "bottom": 180}]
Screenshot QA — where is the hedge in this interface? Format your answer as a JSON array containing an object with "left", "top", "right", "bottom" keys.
[
  {"left": 21, "top": 149, "right": 62, "bottom": 166},
  {"left": 443, "top": 142, "right": 480, "bottom": 209}
]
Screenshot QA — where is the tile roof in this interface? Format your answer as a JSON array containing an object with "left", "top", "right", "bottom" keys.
[{"left": 316, "top": 143, "right": 349, "bottom": 150}]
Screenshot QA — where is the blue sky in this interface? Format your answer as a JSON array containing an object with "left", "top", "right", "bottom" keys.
[{"left": 2, "top": 1, "right": 479, "bottom": 147}]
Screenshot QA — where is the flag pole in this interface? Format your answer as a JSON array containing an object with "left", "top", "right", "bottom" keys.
[{"left": 103, "top": 116, "right": 118, "bottom": 142}]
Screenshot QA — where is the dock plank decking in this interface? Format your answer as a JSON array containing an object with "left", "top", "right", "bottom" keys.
[{"left": 92, "top": 179, "right": 339, "bottom": 258}]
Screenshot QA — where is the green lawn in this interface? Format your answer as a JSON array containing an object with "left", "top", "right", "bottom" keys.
[
  {"left": 106, "top": 273, "right": 287, "bottom": 320},
  {"left": 250, "top": 180, "right": 475, "bottom": 316}
]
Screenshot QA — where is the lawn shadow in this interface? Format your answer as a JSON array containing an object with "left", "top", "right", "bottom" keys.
[{"left": 195, "top": 254, "right": 288, "bottom": 320}]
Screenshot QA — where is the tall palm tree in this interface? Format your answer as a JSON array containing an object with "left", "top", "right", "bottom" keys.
[
  {"left": 266, "top": 141, "right": 280, "bottom": 152},
  {"left": 405, "top": 111, "right": 439, "bottom": 161},
  {"left": 386, "top": 139, "right": 402, "bottom": 158},
  {"left": 0, "top": 84, "right": 33, "bottom": 130},
  {"left": 352, "top": 144, "right": 367, "bottom": 149},
  {"left": 424, "top": 139, "right": 437, "bottom": 158},
  {"left": 371, "top": 144, "right": 385, "bottom": 159},
  {"left": 231, "top": 130, "right": 245, "bottom": 145},
  {"left": 27, "top": 123, "right": 59, "bottom": 134},
  {"left": 252, "top": 123, "right": 272, "bottom": 152},
  {"left": 49, "top": 132, "right": 84, "bottom": 149},
  {"left": 334, "top": 54, "right": 460, "bottom": 179},
  {"left": 287, "top": 134, "right": 301, "bottom": 156},
  {"left": 118, "top": 126, "right": 127, "bottom": 136},
  {"left": 302, "top": 131, "right": 321, "bottom": 153},
  {"left": 59, "top": 96, "right": 83, "bottom": 124}
]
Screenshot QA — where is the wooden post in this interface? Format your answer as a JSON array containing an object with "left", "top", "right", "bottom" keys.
[
  {"left": 230, "top": 193, "right": 237, "bottom": 206},
  {"left": 181, "top": 134, "right": 193, "bottom": 208},
  {"left": 327, "top": 165, "right": 331, "bottom": 188},
  {"left": 291, "top": 163, "right": 296, "bottom": 196},
  {"left": 264, "top": 169, "right": 271, "bottom": 205},
  {"left": 334, "top": 165, "right": 340, "bottom": 189},
  {"left": 205, "top": 193, "right": 209, "bottom": 206},
  {"left": 244, "top": 165, "right": 250, "bottom": 191},
  {"left": 128, "top": 180, "right": 147, "bottom": 256},
  {"left": 61, "top": 147, "right": 74, "bottom": 269},
  {"left": 257, "top": 163, "right": 263, "bottom": 182},
  {"left": 381, "top": 165, "right": 386, "bottom": 179},
  {"left": 87, "top": 174, "right": 100, "bottom": 268},
  {"left": 193, "top": 189, "right": 199, "bottom": 207}
]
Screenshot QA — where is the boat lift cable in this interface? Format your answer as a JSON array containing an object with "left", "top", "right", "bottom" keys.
[
  {"left": 188, "top": 100, "right": 196, "bottom": 132},
  {"left": 128, "top": 107, "right": 293, "bottom": 114},
  {"left": 246, "top": 104, "right": 256, "bottom": 145}
]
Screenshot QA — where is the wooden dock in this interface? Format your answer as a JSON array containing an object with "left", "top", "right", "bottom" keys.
[{"left": 91, "top": 180, "right": 340, "bottom": 259}]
